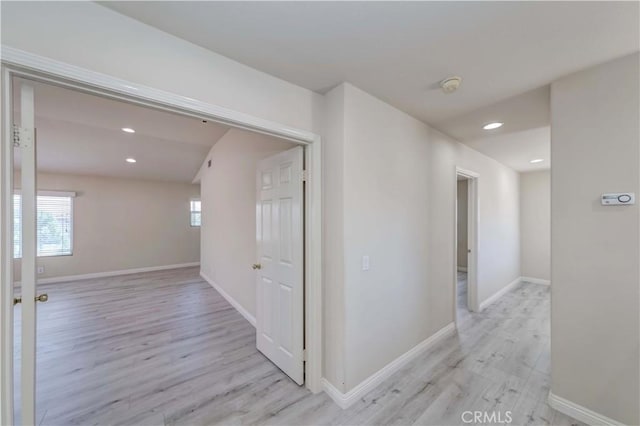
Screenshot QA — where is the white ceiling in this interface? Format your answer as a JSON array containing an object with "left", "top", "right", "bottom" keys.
[
  {"left": 100, "top": 1, "right": 638, "bottom": 173},
  {"left": 102, "top": 1, "right": 639, "bottom": 126},
  {"left": 437, "top": 86, "right": 551, "bottom": 171},
  {"left": 436, "top": 86, "right": 550, "bottom": 143},
  {"left": 463, "top": 126, "right": 550, "bottom": 173},
  {"left": 14, "top": 79, "right": 230, "bottom": 182}
]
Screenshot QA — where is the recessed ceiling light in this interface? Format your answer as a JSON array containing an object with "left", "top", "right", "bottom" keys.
[
  {"left": 126, "top": 158, "right": 137, "bottom": 163},
  {"left": 530, "top": 159, "right": 544, "bottom": 164},
  {"left": 482, "top": 122, "right": 503, "bottom": 130},
  {"left": 122, "top": 127, "right": 135, "bottom": 133}
]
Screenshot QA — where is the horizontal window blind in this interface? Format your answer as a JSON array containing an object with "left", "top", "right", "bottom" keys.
[{"left": 14, "top": 193, "right": 73, "bottom": 258}]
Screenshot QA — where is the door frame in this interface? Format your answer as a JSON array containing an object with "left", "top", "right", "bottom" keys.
[
  {"left": 455, "top": 167, "right": 480, "bottom": 317},
  {"left": 0, "top": 47, "right": 324, "bottom": 424}
]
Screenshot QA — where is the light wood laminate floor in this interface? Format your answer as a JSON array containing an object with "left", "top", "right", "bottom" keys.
[{"left": 13, "top": 267, "right": 582, "bottom": 425}]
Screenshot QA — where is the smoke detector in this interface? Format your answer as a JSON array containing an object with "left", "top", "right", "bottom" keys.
[{"left": 440, "top": 76, "right": 462, "bottom": 94}]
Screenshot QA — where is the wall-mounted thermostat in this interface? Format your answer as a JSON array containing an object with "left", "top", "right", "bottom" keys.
[{"left": 601, "top": 193, "right": 635, "bottom": 205}]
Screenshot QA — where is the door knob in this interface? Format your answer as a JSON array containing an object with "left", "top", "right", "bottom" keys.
[
  {"left": 14, "top": 294, "right": 48, "bottom": 304},
  {"left": 252, "top": 264, "right": 262, "bottom": 270}
]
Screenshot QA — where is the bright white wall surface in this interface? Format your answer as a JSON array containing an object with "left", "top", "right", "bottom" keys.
[
  {"left": 456, "top": 180, "right": 468, "bottom": 268},
  {"left": 323, "top": 83, "right": 521, "bottom": 392},
  {"left": 520, "top": 170, "right": 550, "bottom": 281},
  {"left": 13, "top": 172, "right": 200, "bottom": 281},
  {"left": 0, "top": 1, "right": 323, "bottom": 134},
  {"left": 550, "top": 53, "right": 639, "bottom": 425},
  {"left": 198, "top": 128, "right": 295, "bottom": 318}
]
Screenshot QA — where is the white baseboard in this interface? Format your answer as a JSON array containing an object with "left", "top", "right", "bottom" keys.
[
  {"left": 457, "top": 266, "right": 468, "bottom": 272},
  {"left": 479, "top": 276, "right": 522, "bottom": 311},
  {"left": 16, "top": 262, "right": 200, "bottom": 285},
  {"left": 200, "top": 271, "right": 256, "bottom": 327},
  {"left": 322, "top": 322, "right": 456, "bottom": 409},
  {"left": 478, "top": 276, "right": 552, "bottom": 311},
  {"left": 521, "top": 276, "right": 551, "bottom": 285},
  {"left": 548, "top": 391, "right": 624, "bottom": 426}
]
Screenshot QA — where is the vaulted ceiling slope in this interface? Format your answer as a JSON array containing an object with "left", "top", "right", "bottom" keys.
[
  {"left": 14, "top": 80, "right": 230, "bottom": 182},
  {"left": 102, "top": 1, "right": 639, "bottom": 126}
]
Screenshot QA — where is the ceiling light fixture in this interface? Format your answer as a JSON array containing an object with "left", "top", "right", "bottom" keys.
[
  {"left": 482, "top": 122, "right": 503, "bottom": 130},
  {"left": 122, "top": 127, "right": 135, "bottom": 133},
  {"left": 440, "top": 76, "right": 462, "bottom": 94},
  {"left": 126, "top": 158, "right": 137, "bottom": 163},
  {"left": 530, "top": 159, "right": 544, "bottom": 164}
]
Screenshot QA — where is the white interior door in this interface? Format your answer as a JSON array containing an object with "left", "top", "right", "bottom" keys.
[
  {"left": 255, "top": 146, "right": 304, "bottom": 385},
  {"left": 18, "top": 81, "right": 38, "bottom": 426}
]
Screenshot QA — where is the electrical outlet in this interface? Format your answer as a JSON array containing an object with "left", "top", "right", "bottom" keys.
[{"left": 37, "top": 266, "right": 45, "bottom": 275}]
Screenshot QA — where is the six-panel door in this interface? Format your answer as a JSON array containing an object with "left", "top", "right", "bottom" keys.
[{"left": 255, "top": 146, "right": 304, "bottom": 385}]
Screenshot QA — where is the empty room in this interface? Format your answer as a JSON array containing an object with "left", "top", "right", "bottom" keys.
[
  {"left": 1, "top": 2, "right": 638, "bottom": 426},
  {"left": 8, "top": 78, "right": 309, "bottom": 425}
]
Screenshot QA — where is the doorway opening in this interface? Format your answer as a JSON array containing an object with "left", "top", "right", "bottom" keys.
[
  {"left": 1, "top": 62, "right": 323, "bottom": 425},
  {"left": 454, "top": 168, "right": 479, "bottom": 323}
]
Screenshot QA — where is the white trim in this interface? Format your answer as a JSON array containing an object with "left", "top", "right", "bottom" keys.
[
  {"left": 13, "top": 189, "right": 77, "bottom": 197},
  {"left": 15, "top": 262, "right": 200, "bottom": 286},
  {"left": 0, "top": 48, "right": 323, "bottom": 395},
  {"left": 322, "top": 322, "right": 456, "bottom": 409},
  {"left": 19, "top": 81, "right": 37, "bottom": 425},
  {"left": 548, "top": 391, "right": 624, "bottom": 426},
  {"left": 521, "top": 276, "right": 551, "bottom": 285},
  {"left": 457, "top": 266, "right": 468, "bottom": 272},
  {"left": 1, "top": 46, "right": 315, "bottom": 144},
  {"left": 200, "top": 271, "right": 256, "bottom": 327},
  {"left": 321, "top": 379, "right": 350, "bottom": 409},
  {"left": 479, "top": 276, "right": 522, "bottom": 311},
  {"left": 0, "top": 67, "right": 14, "bottom": 425},
  {"left": 0, "top": 64, "right": 14, "bottom": 426},
  {"left": 304, "top": 135, "right": 323, "bottom": 393}
]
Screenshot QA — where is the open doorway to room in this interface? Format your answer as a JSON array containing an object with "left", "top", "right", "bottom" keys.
[
  {"left": 454, "top": 168, "right": 479, "bottom": 322},
  {"left": 456, "top": 175, "right": 471, "bottom": 323},
  {"left": 5, "top": 74, "right": 320, "bottom": 425}
]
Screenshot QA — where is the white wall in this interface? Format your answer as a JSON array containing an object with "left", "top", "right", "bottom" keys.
[
  {"left": 550, "top": 53, "right": 639, "bottom": 425},
  {"left": 520, "top": 170, "right": 550, "bottom": 281},
  {"left": 0, "top": 1, "right": 323, "bottom": 135},
  {"left": 323, "top": 83, "right": 521, "bottom": 392},
  {"left": 428, "top": 127, "right": 521, "bottom": 309},
  {"left": 322, "top": 85, "right": 347, "bottom": 389},
  {"left": 456, "top": 180, "right": 468, "bottom": 268},
  {"left": 14, "top": 172, "right": 200, "bottom": 281},
  {"left": 198, "top": 129, "right": 295, "bottom": 318}
]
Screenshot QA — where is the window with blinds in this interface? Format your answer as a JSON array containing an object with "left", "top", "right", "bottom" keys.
[
  {"left": 13, "top": 192, "right": 74, "bottom": 258},
  {"left": 190, "top": 199, "right": 201, "bottom": 227}
]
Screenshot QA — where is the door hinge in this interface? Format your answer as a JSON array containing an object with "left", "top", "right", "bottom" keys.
[
  {"left": 13, "top": 125, "right": 34, "bottom": 148},
  {"left": 12, "top": 125, "right": 20, "bottom": 147},
  {"left": 303, "top": 349, "right": 308, "bottom": 361},
  {"left": 301, "top": 170, "right": 308, "bottom": 182}
]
